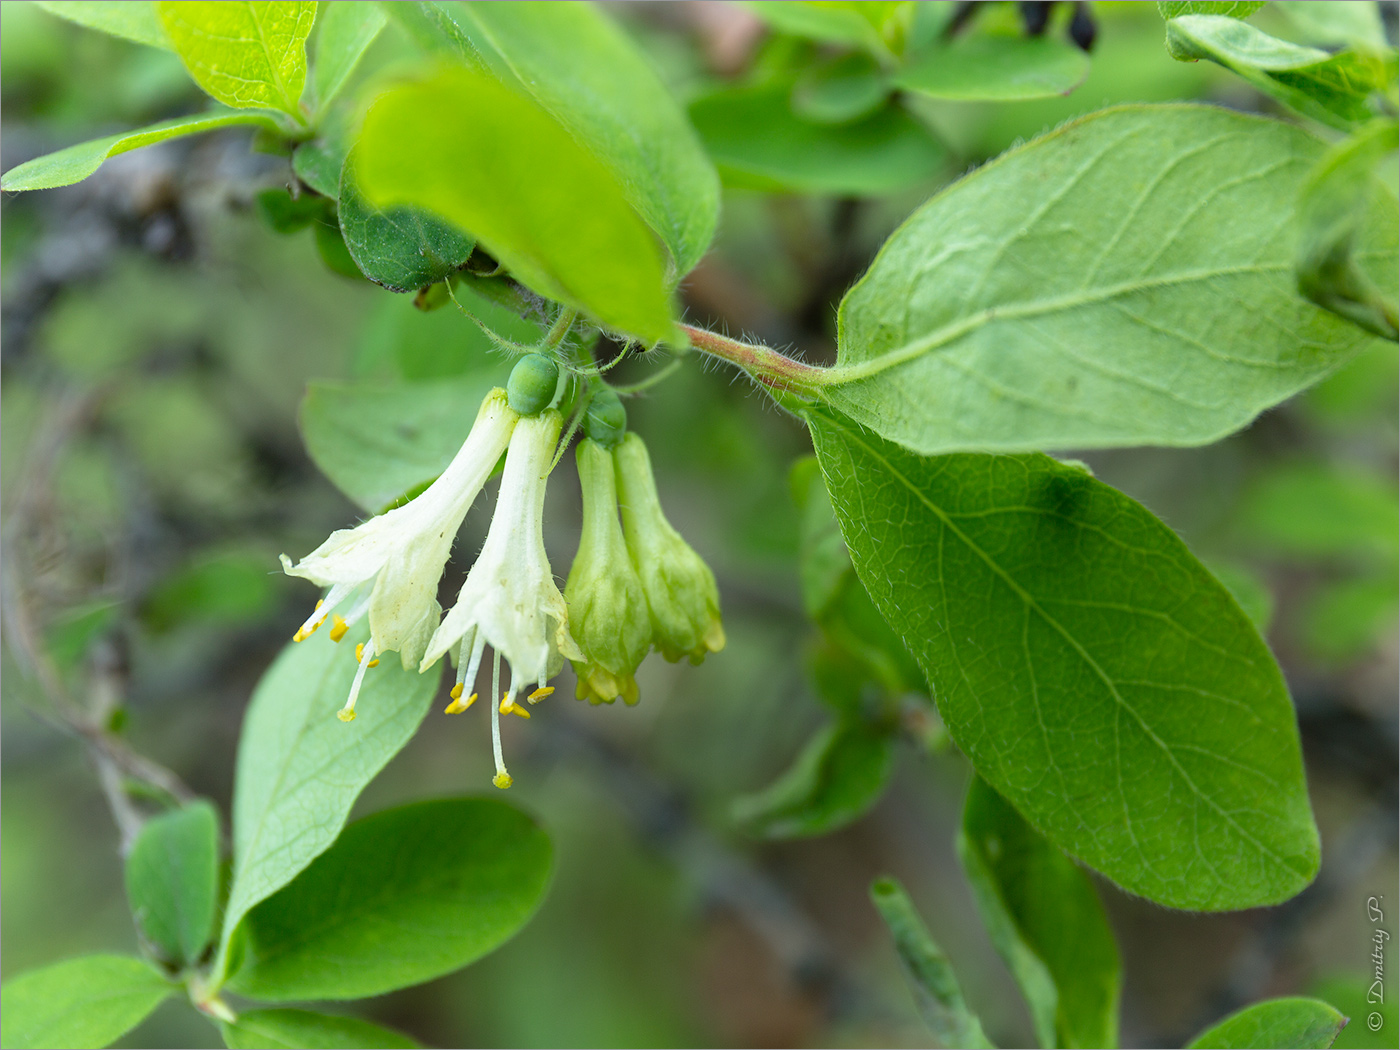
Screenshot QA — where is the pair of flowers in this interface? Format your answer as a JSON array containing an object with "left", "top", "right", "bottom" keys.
[{"left": 281, "top": 386, "right": 723, "bottom": 788}]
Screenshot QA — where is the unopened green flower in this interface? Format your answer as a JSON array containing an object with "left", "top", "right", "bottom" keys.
[
  {"left": 565, "top": 438, "right": 651, "bottom": 705},
  {"left": 613, "top": 433, "right": 725, "bottom": 665}
]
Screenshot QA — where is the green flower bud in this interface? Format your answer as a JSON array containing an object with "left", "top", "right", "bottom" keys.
[
  {"left": 565, "top": 439, "right": 651, "bottom": 704},
  {"left": 583, "top": 388, "right": 627, "bottom": 448},
  {"left": 507, "top": 353, "right": 560, "bottom": 415},
  {"left": 613, "top": 432, "right": 725, "bottom": 665}
]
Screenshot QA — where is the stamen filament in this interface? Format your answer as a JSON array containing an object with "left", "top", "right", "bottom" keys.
[
  {"left": 339, "top": 638, "right": 377, "bottom": 722},
  {"left": 491, "top": 650, "right": 511, "bottom": 788}
]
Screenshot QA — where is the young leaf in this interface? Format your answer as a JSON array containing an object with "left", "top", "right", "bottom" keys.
[
  {"left": 792, "top": 52, "right": 890, "bottom": 124},
  {"left": 217, "top": 623, "right": 438, "bottom": 978},
  {"left": 869, "top": 877, "right": 995, "bottom": 1048},
  {"left": 454, "top": 0, "right": 720, "bottom": 278},
  {"left": 689, "top": 84, "right": 945, "bottom": 196},
  {"left": 1156, "top": 2, "right": 1267, "bottom": 19},
  {"left": 125, "top": 800, "right": 220, "bottom": 969},
  {"left": 0, "top": 955, "right": 170, "bottom": 1050},
  {"left": 808, "top": 409, "right": 1321, "bottom": 911},
  {"left": 957, "top": 777, "right": 1121, "bottom": 1049},
  {"left": 894, "top": 35, "right": 1091, "bottom": 102},
  {"left": 1274, "top": 0, "right": 1388, "bottom": 50},
  {"left": 227, "top": 798, "right": 552, "bottom": 1001},
  {"left": 292, "top": 138, "right": 346, "bottom": 197},
  {"left": 219, "top": 1008, "right": 421, "bottom": 1049},
  {"left": 356, "top": 68, "right": 674, "bottom": 344},
  {"left": 33, "top": 1, "right": 170, "bottom": 49},
  {"left": 1296, "top": 119, "right": 1400, "bottom": 340},
  {"left": 300, "top": 373, "right": 503, "bottom": 513},
  {"left": 825, "top": 105, "right": 1389, "bottom": 456},
  {"left": 1164, "top": 16, "right": 1397, "bottom": 130},
  {"left": 1186, "top": 997, "right": 1348, "bottom": 1049},
  {"left": 155, "top": 1, "right": 316, "bottom": 118},
  {"left": 337, "top": 149, "right": 475, "bottom": 294},
  {"left": 309, "top": 1, "right": 385, "bottom": 113},
  {"left": 0, "top": 111, "right": 284, "bottom": 192},
  {"left": 732, "top": 720, "right": 896, "bottom": 838},
  {"left": 741, "top": 1, "right": 907, "bottom": 61}
]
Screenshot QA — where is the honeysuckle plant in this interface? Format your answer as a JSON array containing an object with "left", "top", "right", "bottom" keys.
[{"left": 1, "top": 2, "right": 1395, "bottom": 1049}]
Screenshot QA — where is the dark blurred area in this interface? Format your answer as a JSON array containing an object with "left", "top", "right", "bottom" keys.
[{"left": 2, "top": 3, "right": 1395, "bottom": 1047}]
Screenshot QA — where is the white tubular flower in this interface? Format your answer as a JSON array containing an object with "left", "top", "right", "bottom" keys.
[
  {"left": 280, "top": 389, "right": 518, "bottom": 722},
  {"left": 421, "top": 409, "right": 582, "bottom": 789}
]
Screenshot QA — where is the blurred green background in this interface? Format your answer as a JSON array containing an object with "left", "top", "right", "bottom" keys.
[{"left": 2, "top": 2, "right": 1395, "bottom": 1047}]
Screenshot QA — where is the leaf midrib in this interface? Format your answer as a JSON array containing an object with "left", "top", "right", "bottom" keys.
[{"left": 828, "top": 262, "right": 1290, "bottom": 386}]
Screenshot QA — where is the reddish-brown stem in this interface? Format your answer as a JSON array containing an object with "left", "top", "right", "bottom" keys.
[{"left": 679, "top": 324, "right": 829, "bottom": 394}]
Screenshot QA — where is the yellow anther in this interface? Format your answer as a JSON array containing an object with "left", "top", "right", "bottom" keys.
[
  {"left": 500, "top": 695, "right": 531, "bottom": 719},
  {"left": 450, "top": 683, "right": 464, "bottom": 700},
  {"left": 354, "top": 643, "right": 379, "bottom": 668},
  {"left": 493, "top": 772, "right": 514, "bottom": 789},
  {"left": 315, "top": 599, "right": 324, "bottom": 611},
  {"left": 337, "top": 708, "right": 357, "bottom": 723},
  {"left": 292, "top": 627, "right": 310, "bottom": 643},
  {"left": 527, "top": 686, "right": 554, "bottom": 704},
  {"left": 444, "top": 693, "right": 477, "bottom": 714},
  {"left": 329, "top": 615, "right": 349, "bottom": 642}
]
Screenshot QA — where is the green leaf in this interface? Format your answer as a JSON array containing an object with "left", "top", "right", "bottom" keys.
[
  {"left": 733, "top": 720, "right": 895, "bottom": 838},
  {"left": 689, "top": 84, "right": 945, "bottom": 196},
  {"left": 1238, "top": 462, "right": 1399, "bottom": 564},
  {"left": 1164, "top": 16, "right": 1397, "bottom": 130},
  {"left": 33, "top": 1, "right": 170, "bottom": 49},
  {"left": 1205, "top": 560, "right": 1275, "bottom": 634},
  {"left": 808, "top": 410, "right": 1321, "bottom": 910},
  {"left": 791, "top": 52, "right": 890, "bottom": 124},
  {"left": 453, "top": 0, "right": 720, "bottom": 278},
  {"left": 255, "top": 187, "right": 332, "bottom": 234},
  {"left": 356, "top": 68, "right": 673, "bottom": 344},
  {"left": 337, "top": 150, "right": 475, "bottom": 293},
  {"left": 791, "top": 456, "right": 849, "bottom": 620},
  {"left": 300, "top": 373, "right": 501, "bottom": 513},
  {"left": 1274, "top": 1, "right": 1388, "bottom": 50},
  {"left": 825, "top": 104, "right": 1386, "bottom": 456},
  {"left": 155, "top": 1, "right": 316, "bottom": 117},
  {"left": 1303, "top": 573, "right": 1398, "bottom": 661},
  {"left": 220, "top": 1008, "right": 421, "bottom": 1049},
  {"left": 0, "top": 111, "right": 283, "bottom": 192},
  {"left": 869, "top": 877, "right": 994, "bottom": 1048},
  {"left": 0, "top": 955, "right": 170, "bottom": 1050},
  {"left": 1187, "top": 997, "right": 1348, "bottom": 1049},
  {"left": 227, "top": 798, "right": 552, "bottom": 1000},
  {"left": 1296, "top": 119, "right": 1400, "bottom": 340},
  {"left": 741, "top": 1, "right": 908, "bottom": 60},
  {"left": 216, "top": 623, "right": 438, "bottom": 978},
  {"left": 1157, "top": 2, "right": 1267, "bottom": 19},
  {"left": 125, "top": 800, "right": 220, "bottom": 968},
  {"left": 310, "top": 1, "right": 385, "bottom": 113},
  {"left": 894, "top": 35, "right": 1091, "bottom": 101},
  {"left": 957, "top": 777, "right": 1120, "bottom": 1049},
  {"left": 292, "top": 130, "right": 349, "bottom": 197},
  {"left": 376, "top": 0, "right": 481, "bottom": 62}
]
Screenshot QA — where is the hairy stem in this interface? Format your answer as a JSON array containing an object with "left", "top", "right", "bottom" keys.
[{"left": 679, "top": 324, "right": 831, "bottom": 396}]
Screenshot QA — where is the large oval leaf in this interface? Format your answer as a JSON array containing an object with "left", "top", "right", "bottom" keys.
[
  {"left": 809, "top": 408, "right": 1320, "bottom": 910},
  {"left": 825, "top": 104, "right": 1390, "bottom": 455},
  {"left": 217, "top": 623, "right": 437, "bottom": 977},
  {"left": 227, "top": 798, "right": 552, "bottom": 1000},
  {"left": 454, "top": 0, "right": 719, "bottom": 278},
  {"left": 356, "top": 68, "right": 674, "bottom": 344}
]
